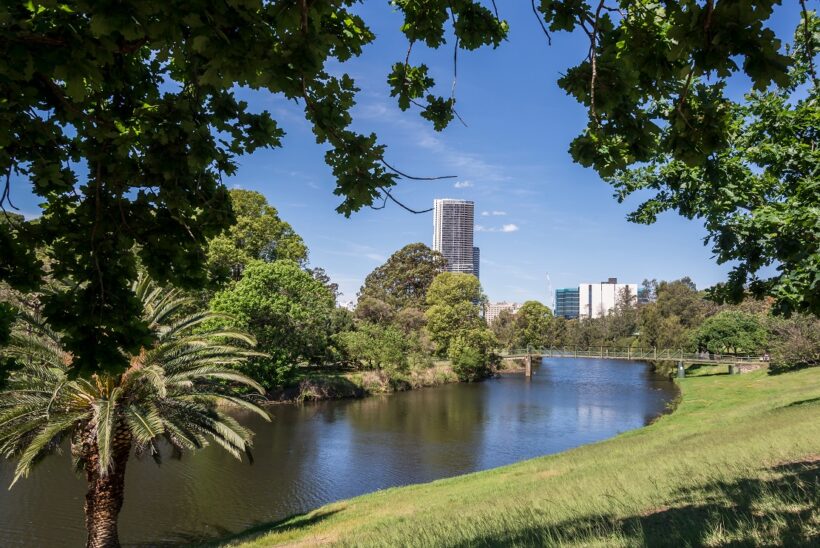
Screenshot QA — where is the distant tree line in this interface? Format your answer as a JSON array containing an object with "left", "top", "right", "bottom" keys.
[{"left": 490, "top": 278, "right": 819, "bottom": 371}]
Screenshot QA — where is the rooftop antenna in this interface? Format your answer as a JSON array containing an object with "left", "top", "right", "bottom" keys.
[{"left": 546, "top": 272, "right": 553, "bottom": 309}]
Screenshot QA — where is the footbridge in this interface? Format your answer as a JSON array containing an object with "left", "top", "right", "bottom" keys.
[{"left": 499, "top": 347, "right": 765, "bottom": 377}]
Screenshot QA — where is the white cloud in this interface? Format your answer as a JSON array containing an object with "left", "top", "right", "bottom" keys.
[
  {"left": 453, "top": 180, "right": 473, "bottom": 189},
  {"left": 481, "top": 210, "right": 507, "bottom": 216},
  {"left": 475, "top": 223, "right": 519, "bottom": 233}
]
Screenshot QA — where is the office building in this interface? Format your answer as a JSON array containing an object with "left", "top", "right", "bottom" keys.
[
  {"left": 484, "top": 301, "right": 521, "bottom": 324},
  {"left": 555, "top": 288, "right": 580, "bottom": 319},
  {"left": 472, "top": 247, "right": 480, "bottom": 280},
  {"left": 433, "top": 199, "right": 478, "bottom": 278},
  {"left": 579, "top": 278, "right": 638, "bottom": 319}
]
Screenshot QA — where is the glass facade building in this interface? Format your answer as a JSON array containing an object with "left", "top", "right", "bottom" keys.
[{"left": 555, "top": 288, "right": 580, "bottom": 319}]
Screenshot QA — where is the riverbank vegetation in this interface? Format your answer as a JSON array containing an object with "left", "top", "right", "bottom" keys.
[
  {"left": 491, "top": 278, "right": 820, "bottom": 375},
  {"left": 222, "top": 365, "right": 820, "bottom": 547}
]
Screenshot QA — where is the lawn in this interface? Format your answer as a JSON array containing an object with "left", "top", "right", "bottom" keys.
[{"left": 219, "top": 366, "right": 820, "bottom": 547}]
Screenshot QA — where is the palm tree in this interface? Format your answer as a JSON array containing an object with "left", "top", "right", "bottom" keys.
[{"left": 0, "top": 276, "right": 270, "bottom": 548}]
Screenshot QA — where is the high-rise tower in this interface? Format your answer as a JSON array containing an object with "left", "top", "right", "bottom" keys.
[{"left": 432, "top": 199, "right": 478, "bottom": 278}]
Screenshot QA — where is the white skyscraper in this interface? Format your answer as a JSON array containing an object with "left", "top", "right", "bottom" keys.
[
  {"left": 578, "top": 278, "right": 638, "bottom": 319},
  {"left": 433, "top": 199, "right": 478, "bottom": 278}
]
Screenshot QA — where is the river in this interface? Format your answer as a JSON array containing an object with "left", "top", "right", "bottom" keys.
[{"left": 0, "top": 358, "right": 676, "bottom": 546}]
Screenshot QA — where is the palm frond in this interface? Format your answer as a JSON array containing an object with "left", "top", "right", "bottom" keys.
[
  {"left": 93, "top": 387, "right": 121, "bottom": 475},
  {"left": 158, "top": 311, "right": 235, "bottom": 342},
  {"left": 125, "top": 404, "right": 164, "bottom": 445},
  {"left": 10, "top": 411, "right": 86, "bottom": 487},
  {"left": 166, "top": 367, "right": 265, "bottom": 394},
  {"left": 182, "top": 393, "right": 271, "bottom": 422},
  {"left": 2, "top": 273, "right": 267, "bottom": 484}
]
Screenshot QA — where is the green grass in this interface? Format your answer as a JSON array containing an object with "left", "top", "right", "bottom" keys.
[{"left": 220, "top": 366, "right": 820, "bottom": 547}]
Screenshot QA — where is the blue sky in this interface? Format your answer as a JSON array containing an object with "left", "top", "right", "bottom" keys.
[{"left": 11, "top": 2, "right": 803, "bottom": 306}]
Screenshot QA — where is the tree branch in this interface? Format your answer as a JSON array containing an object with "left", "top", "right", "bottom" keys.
[
  {"left": 589, "top": 0, "right": 605, "bottom": 123},
  {"left": 531, "top": 0, "right": 552, "bottom": 46},
  {"left": 800, "top": 0, "right": 818, "bottom": 87},
  {"left": 378, "top": 187, "right": 433, "bottom": 214},
  {"left": 380, "top": 160, "right": 456, "bottom": 181}
]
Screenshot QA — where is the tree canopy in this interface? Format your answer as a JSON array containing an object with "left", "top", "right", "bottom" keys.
[
  {"left": 426, "top": 271, "right": 483, "bottom": 307},
  {"left": 425, "top": 272, "right": 485, "bottom": 355},
  {"left": 208, "top": 260, "right": 336, "bottom": 388},
  {"left": 206, "top": 189, "right": 307, "bottom": 285},
  {"left": 0, "top": 0, "right": 507, "bottom": 377},
  {"left": 612, "top": 17, "right": 820, "bottom": 315},
  {"left": 513, "top": 301, "right": 553, "bottom": 349},
  {"left": 543, "top": 4, "right": 818, "bottom": 314},
  {"left": 358, "top": 243, "right": 447, "bottom": 310},
  {"left": 695, "top": 310, "right": 768, "bottom": 355}
]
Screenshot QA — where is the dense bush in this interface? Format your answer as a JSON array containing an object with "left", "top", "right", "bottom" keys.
[
  {"left": 208, "top": 260, "right": 336, "bottom": 388},
  {"left": 448, "top": 328, "right": 497, "bottom": 382},
  {"left": 425, "top": 273, "right": 485, "bottom": 356},
  {"left": 334, "top": 323, "right": 410, "bottom": 373},
  {"left": 694, "top": 311, "right": 768, "bottom": 355},
  {"left": 766, "top": 314, "right": 820, "bottom": 370}
]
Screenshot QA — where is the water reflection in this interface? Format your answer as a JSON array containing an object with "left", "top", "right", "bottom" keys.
[{"left": 0, "top": 359, "right": 676, "bottom": 546}]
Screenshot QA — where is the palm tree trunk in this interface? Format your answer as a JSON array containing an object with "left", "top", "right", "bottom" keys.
[{"left": 80, "top": 424, "right": 132, "bottom": 548}]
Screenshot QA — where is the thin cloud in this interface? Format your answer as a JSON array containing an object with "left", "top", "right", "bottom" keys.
[
  {"left": 356, "top": 98, "right": 510, "bottom": 183},
  {"left": 481, "top": 210, "right": 507, "bottom": 216},
  {"left": 475, "top": 223, "right": 519, "bottom": 233},
  {"left": 453, "top": 180, "right": 473, "bottom": 189}
]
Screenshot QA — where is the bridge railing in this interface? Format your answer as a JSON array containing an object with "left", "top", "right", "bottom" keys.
[{"left": 499, "top": 346, "right": 762, "bottom": 364}]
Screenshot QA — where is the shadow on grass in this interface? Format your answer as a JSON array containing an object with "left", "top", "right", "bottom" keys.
[
  {"left": 769, "top": 363, "right": 819, "bottom": 376},
  {"left": 141, "top": 508, "right": 343, "bottom": 547},
  {"left": 784, "top": 396, "right": 820, "bottom": 408},
  {"left": 456, "top": 459, "right": 819, "bottom": 547},
  {"left": 685, "top": 363, "right": 730, "bottom": 377}
]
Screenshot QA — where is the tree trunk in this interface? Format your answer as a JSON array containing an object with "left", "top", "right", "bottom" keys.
[{"left": 79, "top": 423, "right": 132, "bottom": 548}]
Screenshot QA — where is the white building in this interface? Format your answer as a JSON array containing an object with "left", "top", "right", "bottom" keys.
[
  {"left": 484, "top": 301, "right": 521, "bottom": 324},
  {"left": 578, "top": 278, "right": 638, "bottom": 319},
  {"left": 433, "top": 199, "right": 479, "bottom": 278}
]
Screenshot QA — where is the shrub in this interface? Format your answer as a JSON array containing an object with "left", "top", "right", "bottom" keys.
[{"left": 448, "top": 328, "right": 497, "bottom": 381}]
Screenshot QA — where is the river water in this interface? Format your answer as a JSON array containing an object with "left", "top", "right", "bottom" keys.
[{"left": 0, "top": 358, "right": 676, "bottom": 546}]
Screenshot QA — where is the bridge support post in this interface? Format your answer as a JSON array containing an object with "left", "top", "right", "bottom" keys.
[
  {"left": 677, "top": 361, "right": 685, "bottom": 378},
  {"left": 525, "top": 346, "right": 532, "bottom": 377}
]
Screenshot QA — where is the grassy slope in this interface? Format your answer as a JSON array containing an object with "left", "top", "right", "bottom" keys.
[{"left": 224, "top": 366, "right": 820, "bottom": 547}]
